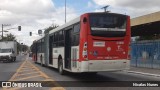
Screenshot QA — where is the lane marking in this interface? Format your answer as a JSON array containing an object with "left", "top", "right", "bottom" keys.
[
  {"left": 17, "top": 72, "right": 39, "bottom": 76},
  {"left": 14, "top": 75, "right": 42, "bottom": 81},
  {"left": 42, "top": 79, "right": 54, "bottom": 81},
  {"left": 27, "top": 61, "right": 50, "bottom": 79},
  {"left": 19, "top": 69, "right": 36, "bottom": 72},
  {"left": 3, "top": 59, "right": 65, "bottom": 90},
  {"left": 9, "top": 60, "right": 27, "bottom": 81},
  {"left": 126, "top": 70, "right": 160, "bottom": 77},
  {"left": 28, "top": 61, "right": 65, "bottom": 89},
  {"left": 20, "top": 67, "right": 33, "bottom": 69}
]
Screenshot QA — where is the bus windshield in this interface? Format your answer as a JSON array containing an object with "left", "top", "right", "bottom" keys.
[
  {"left": 89, "top": 13, "right": 127, "bottom": 37},
  {"left": 0, "top": 49, "right": 12, "bottom": 53}
]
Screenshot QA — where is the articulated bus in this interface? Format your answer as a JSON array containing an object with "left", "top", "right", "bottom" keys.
[
  {"left": 31, "top": 12, "right": 131, "bottom": 74},
  {"left": 31, "top": 36, "right": 45, "bottom": 65}
]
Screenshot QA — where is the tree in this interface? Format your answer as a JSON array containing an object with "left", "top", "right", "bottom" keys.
[
  {"left": 0, "top": 33, "right": 16, "bottom": 41},
  {"left": 44, "top": 24, "right": 59, "bottom": 34}
]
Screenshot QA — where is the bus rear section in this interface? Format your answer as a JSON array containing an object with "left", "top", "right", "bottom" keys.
[{"left": 79, "top": 13, "right": 130, "bottom": 72}]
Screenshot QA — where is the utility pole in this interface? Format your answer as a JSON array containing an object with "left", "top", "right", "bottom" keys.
[
  {"left": 1, "top": 24, "right": 11, "bottom": 40},
  {"left": 101, "top": 5, "right": 110, "bottom": 12},
  {"left": 1, "top": 24, "right": 21, "bottom": 41},
  {"left": 65, "top": 0, "right": 66, "bottom": 23},
  {"left": 2, "top": 24, "right": 3, "bottom": 40}
]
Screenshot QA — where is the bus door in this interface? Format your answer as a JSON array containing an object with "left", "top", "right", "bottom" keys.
[
  {"left": 64, "top": 29, "right": 72, "bottom": 69},
  {"left": 49, "top": 36, "right": 53, "bottom": 65}
]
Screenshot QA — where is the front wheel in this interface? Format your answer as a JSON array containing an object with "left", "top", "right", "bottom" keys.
[
  {"left": 58, "top": 60, "right": 66, "bottom": 75},
  {"left": 14, "top": 57, "right": 16, "bottom": 61},
  {"left": 11, "top": 57, "right": 14, "bottom": 62}
]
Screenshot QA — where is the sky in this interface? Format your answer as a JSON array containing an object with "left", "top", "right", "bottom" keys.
[{"left": 0, "top": 0, "right": 160, "bottom": 46}]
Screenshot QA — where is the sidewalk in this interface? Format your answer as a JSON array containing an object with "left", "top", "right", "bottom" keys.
[{"left": 127, "top": 66, "right": 160, "bottom": 77}]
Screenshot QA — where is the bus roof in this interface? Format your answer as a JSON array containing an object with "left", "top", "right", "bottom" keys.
[
  {"left": 49, "top": 12, "right": 128, "bottom": 35},
  {"left": 49, "top": 17, "right": 80, "bottom": 34},
  {"left": 87, "top": 12, "right": 128, "bottom": 16}
]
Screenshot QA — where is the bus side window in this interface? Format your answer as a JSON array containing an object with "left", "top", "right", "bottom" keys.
[
  {"left": 72, "top": 23, "right": 80, "bottom": 46},
  {"left": 73, "top": 23, "right": 80, "bottom": 33},
  {"left": 53, "top": 33, "right": 58, "bottom": 47},
  {"left": 58, "top": 30, "right": 64, "bottom": 46}
]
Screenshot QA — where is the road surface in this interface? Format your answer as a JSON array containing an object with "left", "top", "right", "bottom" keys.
[{"left": 0, "top": 55, "right": 160, "bottom": 90}]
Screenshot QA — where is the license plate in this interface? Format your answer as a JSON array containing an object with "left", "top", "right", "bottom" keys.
[{"left": 93, "top": 41, "right": 105, "bottom": 47}]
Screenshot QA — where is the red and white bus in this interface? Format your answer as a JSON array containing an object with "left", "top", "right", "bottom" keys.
[{"left": 31, "top": 12, "right": 131, "bottom": 74}]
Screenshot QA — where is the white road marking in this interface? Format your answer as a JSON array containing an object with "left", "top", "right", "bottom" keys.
[{"left": 125, "top": 70, "right": 160, "bottom": 77}]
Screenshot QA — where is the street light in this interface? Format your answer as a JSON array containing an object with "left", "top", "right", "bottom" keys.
[
  {"left": 1, "top": 24, "right": 21, "bottom": 40},
  {"left": 29, "top": 29, "right": 45, "bottom": 36}
]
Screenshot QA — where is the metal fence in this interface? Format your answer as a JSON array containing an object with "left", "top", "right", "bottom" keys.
[{"left": 131, "top": 40, "right": 160, "bottom": 69}]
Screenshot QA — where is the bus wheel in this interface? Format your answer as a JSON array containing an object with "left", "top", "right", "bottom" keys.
[
  {"left": 58, "top": 60, "right": 65, "bottom": 75},
  {"left": 14, "top": 57, "right": 16, "bottom": 61}
]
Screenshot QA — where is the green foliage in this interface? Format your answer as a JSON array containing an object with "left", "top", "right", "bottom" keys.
[
  {"left": 17, "top": 43, "right": 28, "bottom": 52},
  {"left": 0, "top": 33, "right": 16, "bottom": 41},
  {"left": 44, "top": 24, "right": 59, "bottom": 34}
]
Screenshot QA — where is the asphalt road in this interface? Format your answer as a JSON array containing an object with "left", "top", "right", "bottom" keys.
[
  {"left": 32, "top": 59, "right": 160, "bottom": 90},
  {"left": 1, "top": 55, "right": 160, "bottom": 90},
  {"left": 0, "top": 55, "right": 25, "bottom": 81}
]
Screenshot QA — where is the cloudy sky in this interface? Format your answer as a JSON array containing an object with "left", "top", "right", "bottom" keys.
[{"left": 0, "top": 0, "right": 159, "bottom": 46}]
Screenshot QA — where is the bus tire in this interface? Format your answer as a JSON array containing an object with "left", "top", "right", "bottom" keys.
[
  {"left": 14, "top": 57, "right": 16, "bottom": 61},
  {"left": 58, "top": 59, "right": 65, "bottom": 75},
  {"left": 11, "top": 57, "right": 14, "bottom": 62}
]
